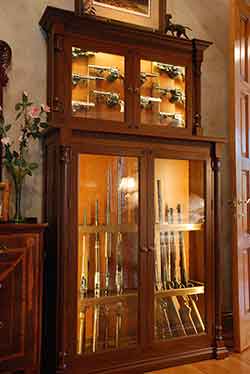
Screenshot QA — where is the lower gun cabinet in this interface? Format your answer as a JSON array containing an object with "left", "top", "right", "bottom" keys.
[
  {"left": 0, "top": 224, "right": 46, "bottom": 374},
  {"left": 43, "top": 131, "right": 228, "bottom": 374}
]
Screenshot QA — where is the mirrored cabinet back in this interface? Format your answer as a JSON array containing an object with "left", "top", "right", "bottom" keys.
[{"left": 40, "top": 7, "right": 228, "bottom": 374}]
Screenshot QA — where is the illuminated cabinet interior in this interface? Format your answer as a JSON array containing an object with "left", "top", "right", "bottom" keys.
[{"left": 41, "top": 7, "right": 228, "bottom": 374}]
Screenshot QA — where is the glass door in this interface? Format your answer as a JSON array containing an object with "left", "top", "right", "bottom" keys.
[
  {"left": 153, "top": 157, "right": 207, "bottom": 341},
  {"left": 140, "top": 58, "right": 187, "bottom": 129},
  {"left": 72, "top": 47, "right": 126, "bottom": 123},
  {"left": 77, "top": 153, "right": 139, "bottom": 354}
]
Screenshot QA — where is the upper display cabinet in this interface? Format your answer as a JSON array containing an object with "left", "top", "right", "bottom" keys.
[{"left": 40, "top": 7, "right": 211, "bottom": 137}]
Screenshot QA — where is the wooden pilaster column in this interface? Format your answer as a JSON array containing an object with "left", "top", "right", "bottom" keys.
[
  {"left": 212, "top": 143, "right": 228, "bottom": 359},
  {"left": 57, "top": 145, "right": 72, "bottom": 373}
]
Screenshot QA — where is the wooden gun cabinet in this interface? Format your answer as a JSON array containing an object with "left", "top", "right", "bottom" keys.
[{"left": 40, "top": 7, "right": 228, "bottom": 374}]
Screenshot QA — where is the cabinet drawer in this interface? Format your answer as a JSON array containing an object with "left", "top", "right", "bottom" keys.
[{"left": 0, "top": 234, "right": 35, "bottom": 252}]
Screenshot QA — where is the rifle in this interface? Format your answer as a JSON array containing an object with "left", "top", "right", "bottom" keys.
[
  {"left": 189, "top": 296, "right": 205, "bottom": 333},
  {"left": 169, "top": 208, "right": 179, "bottom": 288},
  {"left": 156, "top": 63, "right": 185, "bottom": 80},
  {"left": 177, "top": 204, "right": 188, "bottom": 287},
  {"left": 160, "top": 297, "right": 186, "bottom": 337},
  {"left": 159, "top": 299, "right": 173, "bottom": 339},
  {"left": 159, "top": 112, "right": 185, "bottom": 128},
  {"left": 154, "top": 86, "right": 185, "bottom": 104},
  {"left": 104, "top": 168, "right": 112, "bottom": 295},
  {"left": 80, "top": 208, "right": 88, "bottom": 296},
  {"left": 115, "top": 157, "right": 124, "bottom": 295},
  {"left": 164, "top": 205, "right": 171, "bottom": 288},
  {"left": 94, "top": 200, "right": 101, "bottom": 298},
  {"left": 140, "top": 71, "right": 159, "bottom": 84},
  {"left": 72, "top": 100, "right": 95, "bottom": 113},
  {"left": 91, "top": 90, "right": 123, "bottom": 109},
  {"left": 92, "top": 304, "right": 100, "bottom": 353},
  {"left": 72, "top": 73, "right": 105, "bottom": 86},
  {"left": 72, "top": 47, "right": 95, "bottom": 58},
  {"left": 78, "top": 306, "right": 88, "bottom": 354},
  {"left": 176, "top": 204, "right": 204, "bottom": 335},
  {"left": 88, "top": 64, "right": 123, "bottom": 82},
  {"left": 157, "top": 180, "right": 167, "bottom": 290},
  {"left": 115, "top": 302, "right": 123, "bottom": 348},
  {"left": 140, "top": 95, "right": 162, "bottom": 109}
]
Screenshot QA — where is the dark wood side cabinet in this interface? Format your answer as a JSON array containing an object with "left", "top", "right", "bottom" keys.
[
  {"left": 0, "top": 224, "right": 46, "bottom": 374},
  {"left": 40, "top": 7, "right": 228, "bottom": 374}
]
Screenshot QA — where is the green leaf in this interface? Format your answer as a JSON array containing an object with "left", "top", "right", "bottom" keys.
[
  {"left": 22, "top": 92, "right": 28, "bottom": 103},
  {"left": 40, "top": 122, "right": 48, "bottom": 129},
  {"left": 13, "top": 151, "right": 19, "bottom": 159},
  {"left": 26, "top": 169, "right": 32, "bottom": 176},
  {"left": 15, "top": 103, "right": 22, "bottom": 111},
  {"left": 16, "top": 112, "right": 22, "bottom": 120},
  {"left": 29, "top": 162, "right": 38, "bottom": 170}
]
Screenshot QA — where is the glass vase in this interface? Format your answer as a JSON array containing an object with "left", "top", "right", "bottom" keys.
[{"left": 13, "top": 178, "right": 25, "bottom": 223}]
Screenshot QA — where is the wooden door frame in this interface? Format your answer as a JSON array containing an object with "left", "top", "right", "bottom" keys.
[{"left": 230, "top": 0, "right": 250, "bottom": 352}]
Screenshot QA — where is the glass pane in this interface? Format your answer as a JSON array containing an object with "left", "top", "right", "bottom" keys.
[
  {"left": 140, "top": 60, "right": 186, "bottom": 128},
  {"left": 154, "top": 159, "right": 205, "bottom": 341},
  {"left": 77, "top": 154, "right": 139, "bottom": 354},
  {"left": 72, "top": 48, "right": 125, "bottom": 122}
]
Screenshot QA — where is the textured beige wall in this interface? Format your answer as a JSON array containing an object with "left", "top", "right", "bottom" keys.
[
  {"left": 168, "top": 0, "right": 231, "bottom": 312},
  {"left": 0, "top": 1, "right": 231, "bottom": 310},
  {"left": 0, "top": 0, "right": 74, "bottom": 219}
]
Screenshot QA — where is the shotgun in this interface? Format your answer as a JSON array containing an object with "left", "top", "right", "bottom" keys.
[
  {"left": 104, "top": 168, "right": 112, "bottom": 295},
  {"left": 169, "top": 208, "right": 179, "bottom": 288},
  {"left": 80, "top": 208, "right": 88, "bottom": 296},
  {"left": 157, "top": 180, "right": 167, "bottom": 290},
  {"left": 94, "top": 200, "right": 101, "bottom": 298},
  {"left": 115, "top": 157, "right": 124, "bottom": 295}
]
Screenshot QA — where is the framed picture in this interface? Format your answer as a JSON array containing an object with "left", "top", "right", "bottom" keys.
[
  {"left": 77, "top": 0, "right": 162, "bottom": 30},
  {"left": 0, "top": 181, "right": 10, "bottom": 222}
]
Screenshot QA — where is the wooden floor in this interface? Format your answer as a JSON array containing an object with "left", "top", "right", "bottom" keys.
[{"left": 148, "top": 349, "right": 250, "bottom": 373}]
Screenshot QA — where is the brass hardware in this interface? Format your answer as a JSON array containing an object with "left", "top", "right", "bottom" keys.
[
  {"left": 53, "top": 97, "right": 64, "bottom": 113},
  {"left": 148, "top": 246, "right": 155, "bottom": 252},
  {"left": 140, "top": 246, "right": 148, "bottom": 253},
  {"left": 127, "top": 87, "right": 133, "bottom": 93},
  {"left": 0, "top": 243, "right": 7, "bottom": 254},
  {"left": 134, "top": 87, "right": 139, "bottom": 94},
  {"left": 0, "top": 321, "right": 4, "bottom": 329}
]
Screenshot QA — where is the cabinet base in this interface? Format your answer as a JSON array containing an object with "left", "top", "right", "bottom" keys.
[{"left": 60, "top": 347, "right": 223, "bottom": 374}]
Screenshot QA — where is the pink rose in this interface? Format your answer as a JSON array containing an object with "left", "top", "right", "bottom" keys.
[
  {"left": 41, "top": 104, "right": 50, "bottom": 113},
  {"left": 29, "top": 106, "right": 40, "bottom": 119}
]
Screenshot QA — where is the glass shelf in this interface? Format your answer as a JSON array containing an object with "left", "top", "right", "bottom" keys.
[
  {"left": 79, "top": 291, "right": 137, "bottom": 307},
  {"left": 79, "top": 224, "right": 138, "bottom": 234}
]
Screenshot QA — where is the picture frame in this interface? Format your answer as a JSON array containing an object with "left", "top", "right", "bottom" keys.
[
  {"left": 0, "top": 181, "right": 11, "bottom": 222},
  {"left": 76, "top": 0, "right": 166, "bottom": 31}
]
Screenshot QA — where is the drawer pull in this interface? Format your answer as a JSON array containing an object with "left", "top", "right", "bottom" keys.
[
  {"left": 0, "top": 244, "right": 7, "bottom": 254},
  {"left": 0, "top": 321, "right": 4, "bottom": 329}
]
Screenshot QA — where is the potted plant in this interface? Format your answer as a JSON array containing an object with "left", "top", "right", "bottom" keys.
[{"left": 0, "top": 92, "right": 49, "bottom": 223}]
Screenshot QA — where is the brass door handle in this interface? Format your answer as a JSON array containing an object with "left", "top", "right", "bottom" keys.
[
  {"left": 134, "top": 87, "right": 140, "bottom": 94},
  {"left": 0, "top": 244, "right": 7, "bottom": 254},
  {"left": 127, "top": 87, "right": 133, "bottom": 93},
  {"left": 148, "top": 246, "right": 155, "bottom": 252},
  {"left": 140, "top": 246, "right": 148, "bottom": 253}
]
